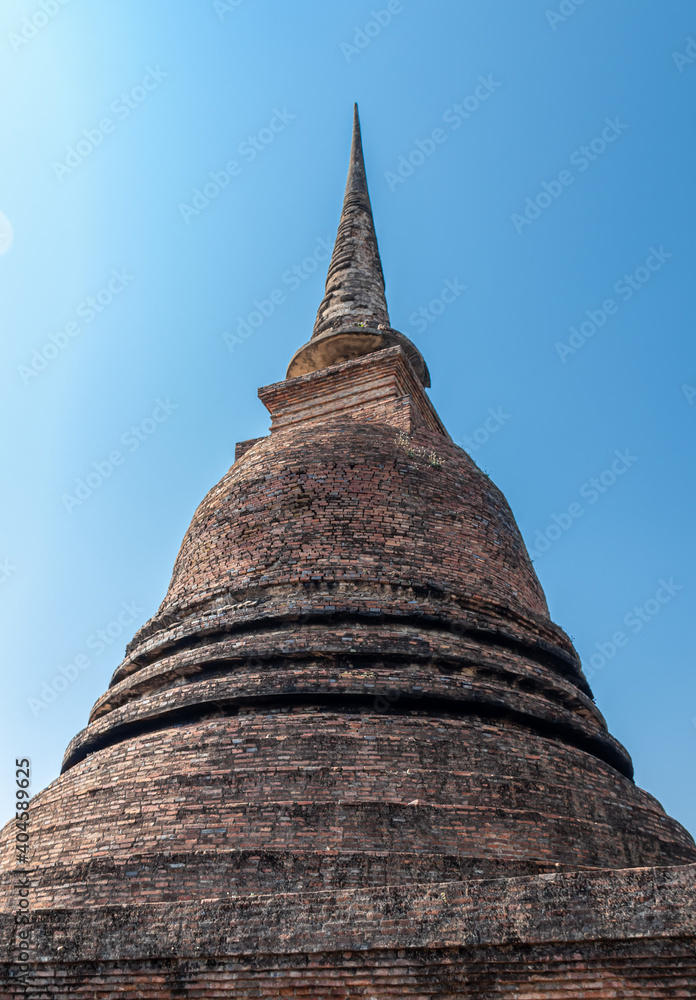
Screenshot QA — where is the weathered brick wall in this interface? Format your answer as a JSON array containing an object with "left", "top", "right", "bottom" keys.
[
  {"left": 160, "top": 396, "right": 549, "bottom": 625},
  {"left": 3, "top": 944, "right": 696, "bottom": 999},
  {"left": 2, "top": 865, "right": 695, "bottom": 997},
  {"left": 2, "top": 714, "right": 693, "bottom": 910}
]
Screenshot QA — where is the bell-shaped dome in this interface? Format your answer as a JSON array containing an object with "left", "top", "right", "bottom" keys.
[
  {"left": 7, "top": 344, "right": 691, "bottom": 918},
  {"left": 65, "top": 347, "right": 626, "bottom": 779}
]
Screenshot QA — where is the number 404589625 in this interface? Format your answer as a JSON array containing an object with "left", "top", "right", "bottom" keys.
[{"left": 15, "top": 758, "right": 30, "bottom": 864}]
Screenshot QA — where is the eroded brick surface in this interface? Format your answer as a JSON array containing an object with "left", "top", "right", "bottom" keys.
[{"left": 2, "top": 348, "right": 694, "bottom": 995}]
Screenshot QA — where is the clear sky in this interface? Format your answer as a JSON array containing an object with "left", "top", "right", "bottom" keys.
[{"left": 1, "top": 0, "right": 695, "bottom": 837}]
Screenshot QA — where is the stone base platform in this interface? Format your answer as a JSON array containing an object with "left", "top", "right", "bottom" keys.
[{"left": 2, "top": 863, "right": 694, "bottom": 998}]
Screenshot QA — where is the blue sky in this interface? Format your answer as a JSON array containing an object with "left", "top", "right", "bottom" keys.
[{"left": 1, "top": 0, "right": 695, "bottom": 836}]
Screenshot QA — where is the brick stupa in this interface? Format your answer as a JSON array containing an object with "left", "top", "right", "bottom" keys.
[{"left": 2, "top": 106, "right": 695, "bottom": 997}]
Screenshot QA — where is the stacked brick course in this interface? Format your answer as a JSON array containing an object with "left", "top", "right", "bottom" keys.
[{"left": 1, "top": 107, "right": 693, "bottom": 996}]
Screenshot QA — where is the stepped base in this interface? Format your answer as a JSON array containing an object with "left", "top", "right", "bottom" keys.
[{"left": 2, "top": 864, "right": 694, "bottom": 997}]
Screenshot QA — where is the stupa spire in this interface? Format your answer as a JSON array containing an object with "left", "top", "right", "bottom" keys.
[
  {"left": 312, "top": 103, "right": 390, "bottom": 338},
  {"left": 286, "top": 104, "right": 430, "bottom": 386}
]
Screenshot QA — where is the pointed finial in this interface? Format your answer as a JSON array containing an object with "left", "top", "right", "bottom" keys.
[
  {"left": 286, "top": 105, "right": 430, "bottom": 386},
  {"left": 311, "top": 103, "right": 390, "bottom": 339},
  {"left": 344, "top": 103, "right": 370, "bottom": 203}
]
